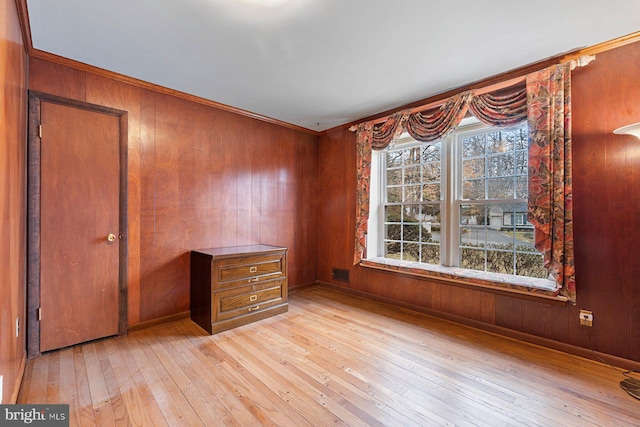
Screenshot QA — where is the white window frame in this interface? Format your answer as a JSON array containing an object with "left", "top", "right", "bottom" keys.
[{"left": 368, "top": 118, "right": 544, "bottom": 280}]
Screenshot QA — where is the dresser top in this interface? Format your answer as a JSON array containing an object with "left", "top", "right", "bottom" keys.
[{"left": 192, "top": 244, "right": 286, "bottom": 258}]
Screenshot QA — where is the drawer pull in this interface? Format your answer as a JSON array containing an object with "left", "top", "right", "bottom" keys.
[
  {"left": 249, "top": 294, "right": 257, "bottom": 302},
  {"left": 249, "top": 266, "right": 258, "bottom": 273},
  {"left": 248, "top": 277, "right": 259, "bottom": 283},
  {"left": 248, "top": 305, "right": 260, "bottom": 312}
]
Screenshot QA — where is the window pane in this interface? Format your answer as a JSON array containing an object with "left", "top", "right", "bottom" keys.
[
  {"left": 386, "top": 224, "right": 401, "bottom": 241},
  {"left": 486, "top": 203, "right": 512, "bottom": 248},
  {"left": 516, "top": 252, "right": 547, "bottom": 278},
  {"left": 422, "top": 163, "right": 441, "bottom": 182},
  {"left": 487, "top": 154, "right": 514, "bottom": 177},
  {"left": 386, "top": 241, "right": 401, "bottom": 259},
  {"left": 421, "top": 204, "right": 441, "bottom": 223},
  {"left": 422, "top": 143, "right": 441, "bottom": 162},
  {"left": 387, "top": 151, "right": 403, "bottom": 168},
  {"left": 516, "top": 176, "right": 528, "bottom": 199},
  {"left": 421, "top": 244, "right": 440, "bottom": 264},
  {"left": 402, "top": 242, "right": 420, "bottom": 261},
  {"left": 422, "top": 183, "right": 440, "bottom": 201},
  {"left": 515, "top": 150, "right": 528, "bottom": 175},
  {"left": 405, "top": 165, "right": 421, "bottom": 184},
  {"left": 387, "top": 168, "right": 402, "bottom": 186},
  {"left": 403, "top": 205, "right": 420, "bottom": 222},
  {"left": 385, "top": 205, "right": 401, "bottom": 222},
  {"left": 462, "top": 134, "right": 485, "bottom": 157},
  {"left": 404, "top": 147, "right": 421, "bottom": 166},
  {"left": 486, "top": 250, "right": 514, "bottom": 274},
  {"left": 387, "top": 186, "right": 402, "bottom": 203},
  {"left": 404, "top": 185, "right": 421, "bottom": 202},
  {"left": 463, "top": 179, "right": 485, "bottom": 200},
  {"left": 461, "top": 227, "right": 485, "bottom": 248},
  {"left": 487, "top": 131, "right": 514, "bottom": 154},
  {"left": 515, "top": 127, "right": 528, "bottom": 150},
  {"left": 460, "top": 248, "right": 485, "bottom": 271},
  {"left": 463, "top": 158, "right": 485, "bottom": 179},
  {"left": 461, "top": 204, "right": 485, "bottom": 225},
  {"left": 403, "top": 224, "right": 420, "bottom": 242},
  {"left": 422, "top": 224, "right": 440, "bottom": 243},
  {"left": 487, "top": 177, "right": 514, "bottom": 199}
]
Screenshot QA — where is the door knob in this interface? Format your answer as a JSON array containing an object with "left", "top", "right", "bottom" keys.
[{"left": 106, "top": 233, "right": 117, "bottom": 242}]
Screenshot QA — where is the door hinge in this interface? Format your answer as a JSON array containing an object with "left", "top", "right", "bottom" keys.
[
  {"left": 37, "top": 308, "right": 42, "bottom": 321},
  {"left": 38, "top": 125, "right": 42, "bottom": 138}
]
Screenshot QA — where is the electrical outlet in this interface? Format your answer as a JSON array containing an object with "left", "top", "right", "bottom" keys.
[
  {"left": 16, "top": 317, "right": 19, "bottom": 338},
  {"left": 579, "top": 309, "right": 593, "bottom": 327}
]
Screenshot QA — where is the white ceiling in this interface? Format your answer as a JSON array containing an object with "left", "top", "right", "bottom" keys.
[{"left": 26, "top": 0, "right": 640, "bottom": 132}]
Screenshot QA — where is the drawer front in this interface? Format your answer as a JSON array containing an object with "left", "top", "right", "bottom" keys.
[
  {"left": 217, "top": 254, "right": 284, "bottom": 286},
  {"left": 214, "top": 282, "right": 284, "bottom": 322}
]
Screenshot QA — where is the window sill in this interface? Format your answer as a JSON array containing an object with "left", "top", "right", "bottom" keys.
[{"left": 360, "top": 257, "right": 567, "bottom": 305}]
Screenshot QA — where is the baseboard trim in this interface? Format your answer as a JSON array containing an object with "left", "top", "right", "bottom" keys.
[
  {"left": 315, "top": 281, "right": 640, "bottom": 372},
  {"left": 289, "top": 281, "right": 317, "bottom": 293},
  {"left": 128, "top": 311, "right": 191, "bottom": 333}
]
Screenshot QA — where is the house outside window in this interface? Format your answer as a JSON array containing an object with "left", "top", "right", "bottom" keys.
[{"left": 369, "top": 118, "right": 547, "bottom": 279}]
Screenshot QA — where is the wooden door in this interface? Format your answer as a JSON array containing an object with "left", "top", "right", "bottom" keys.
[{"left": 39, "top": 101, "right": 121, "bottom": 352}]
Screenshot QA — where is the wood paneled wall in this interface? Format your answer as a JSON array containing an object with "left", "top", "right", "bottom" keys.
[
  {"left": 28, "top": 58, "right": 319, "bottom": 325},
  {"left": 0, "top": 0, "right": 27, "bottom": 403},
  {"left": 318, "top": 41, "right": 640, "bottom": 363}
]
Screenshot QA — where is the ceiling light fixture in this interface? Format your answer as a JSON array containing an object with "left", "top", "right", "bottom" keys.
[{"left": 613, "top": 122, "right": 640, "bottom": 139}]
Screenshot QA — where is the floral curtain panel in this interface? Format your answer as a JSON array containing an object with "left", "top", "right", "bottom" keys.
[
  {"left": 526, "top": 62, "right": 575, "bottom": 302},
  {"left": 353, "top": 62, "right": 577, "bottom": 302},
  {"left": 354, "top": 121, "right": 374, "bottom": 264}
]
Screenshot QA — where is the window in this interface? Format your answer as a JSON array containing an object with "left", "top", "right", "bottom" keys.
[{"left": 369, "top": 119, "right": 546, "bottom": 280}]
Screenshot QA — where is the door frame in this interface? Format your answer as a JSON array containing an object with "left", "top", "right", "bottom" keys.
[{"left": 27, "top": 91, "right": 128, "bottom": 357}]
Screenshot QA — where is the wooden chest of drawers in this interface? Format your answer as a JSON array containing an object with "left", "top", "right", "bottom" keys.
[{"left": 190, "top": 245, "right": 288, "bottom": 334}]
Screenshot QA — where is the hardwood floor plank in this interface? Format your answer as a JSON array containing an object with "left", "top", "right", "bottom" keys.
[
  {"left": 102, "top": 338, "right": 157, "bottom": 426},
  {"left": 146, "top": 327, "right": 239, "bottom": 426},
  {"left": 289, "top": 300, "right": 567, "bottom": 425},
  {"left": 17, "top": 286, "right": 640, "bottom": 427},
  {"left": 26, "top": 352, "right": 49, "bottom": 403},
  {"left": 82, "top": 342, "right": 117, "bottom": 425},
  {"left": 281, "top": 307, "right": 479, "bottom": 426},
  {"left": 45, "top": 351, "right": 60, "bottom": 403},
  {"left": 16, "top": 357, "right": 33, "bottom": 403},
  {"left": 308, "top": 288, "right": 640, "bottom": 424},
  {"left": 126, "top": 332, "right": 204, "bottom": 426},
  {"left": 95, "top": 340, "right": 132, "bottom": 425},
  {"left": 170, "top": 321, "right": 315, "bottom": 427},
  {"left": 114, "top": 338, "right": 169, "bottom": 426},
  {"left": 228, "top": 327, "right": 378, "bottom": 427},
  {"left": 259, "top": 321, "right": 441, "bottom": 426},
  {"left": 72, "top": 346, "right": 97, "bottom": 426},
  {"left": 57, "top": 348, "right": 79, "bottom": 427},
  {"left": 215, "top": 330, "right": 350, "bottom": 426}
]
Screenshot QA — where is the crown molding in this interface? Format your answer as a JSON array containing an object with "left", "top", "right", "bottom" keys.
[{"left": 14, "top": 0, "right": 32, "bottom": 54}]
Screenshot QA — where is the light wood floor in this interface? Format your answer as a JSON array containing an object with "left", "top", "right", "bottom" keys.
[{"left": 18, "top": 286, "right": 640, "bottom": 426}]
